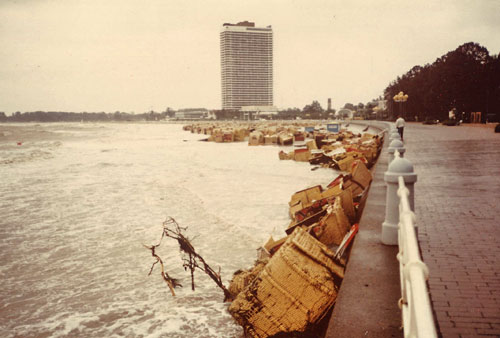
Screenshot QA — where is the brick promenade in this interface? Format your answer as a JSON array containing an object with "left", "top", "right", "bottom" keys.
[{"left": 403, "top": 123, "right": 500, "bottom": 337}]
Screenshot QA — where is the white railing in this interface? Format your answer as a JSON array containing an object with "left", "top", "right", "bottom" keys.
[{"left": 396, "top": 172, "right": 437, "bottom": 338}]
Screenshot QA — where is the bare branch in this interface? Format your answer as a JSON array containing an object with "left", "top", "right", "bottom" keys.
[{"left": 144, "top": 217, "right": 234, "bottom": 301}]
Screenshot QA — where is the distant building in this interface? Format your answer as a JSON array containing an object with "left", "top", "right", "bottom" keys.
[
  {"left": 337, "top": 109, "right": 354, "bottom": 119},
  {"left": 240, "top": 105, "right": 278, "bottom": 120},
  {"left": 175, "top": 108, "right": 209, "bottom": 120},
  {"left": 220, "top": 21, "right": 273, "bottom": 110},
  {"left": 377, "top": 99, "right": 387, "bottom": 111}
]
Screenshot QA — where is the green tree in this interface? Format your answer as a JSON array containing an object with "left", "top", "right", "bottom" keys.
[
  {"left": 343, "top": 103, "right": 355, "bottom": 111},
  {"left": 278, "top": 108, "right": 301, "bottom": 120},
  {"left": 384, "top": 42, "right": 497, "bottom": 122},
  {"left": 303, "top": 101, "right": 324, "bottom": 119}
]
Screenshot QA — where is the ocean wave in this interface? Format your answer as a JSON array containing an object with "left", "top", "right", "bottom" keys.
[{"left": 0, "top": 123, "right": 337, "bottom": 337}]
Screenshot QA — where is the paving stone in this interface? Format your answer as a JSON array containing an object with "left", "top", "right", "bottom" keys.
[{"left": 403, "top": 123, "right": 500, "bottom": 337}]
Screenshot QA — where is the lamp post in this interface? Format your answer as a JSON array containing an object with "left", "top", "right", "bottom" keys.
[
  {"left": 393, "top": 91, "right": 409, "bottom": 119},
  {"left": 373, "top": 106, "right": 380, "bottom": 120}
]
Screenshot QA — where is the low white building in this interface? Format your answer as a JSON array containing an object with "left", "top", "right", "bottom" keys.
[
  {"left": 336, "top": 109, "right": 354, "bottom": 119},
  {"left": 240, "top": 105, "right": 278, "bottom": 120},
  {"left": 175, "top": 108, "right": 209, "bottom": 120}
]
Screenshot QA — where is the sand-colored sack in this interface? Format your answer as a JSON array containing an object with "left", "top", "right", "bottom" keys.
[
  {"left": 314, "top": 197, "right": 351, "bottom": 246},
  {"left": 214, "top": 133, "right": 224, "bottom": 143},
  {"left": 351, "top": 160, "right": 372, "bottom": 190},
  {"left": 228, "top": 259, "right": 269, "bottom": 298},
  {"left": 337, "top": 188, "right": 355, "bottom": 223},
  {"left": 320, "top": 184, "right": 342, "bottom": 200},
  {"left": 306, "top": 139, "right": 317, "bottom": 150},
  {"left": 278, "top": 150, "right": 293, "bottom": 160},
  {"left": 293, "top": 148, "right": 311, "bottom": 162},
  {"left": 358, "top": 145, "right": 377, "bottom": 163},
  {"left": 334, "top": 153, "right": 356, "bottom": 172},
  {"left": 234, "top": 128, "right": 248, "bottom": 142},
  {"left": 289, "top": 185, "right": 323, "bottom": 207},
  {"left": 263, "top": 235, "right": 290, "bottom": 256},
  {"left": 264, "top": 135, "right": 275, "bottom": 145},
  {"left": 249, "top": 131, "right": 264, "bottom": 146},
  {"left": 278, "top": 133, "right": 293, "bottom": 146},
  {"left": 229, "top": 227, "right": 345, "bottom": 338},
  {"left": 289, "top": 200, "right": 303, "bottom": 219},
  {"left": 293, "top": 132, "right": 305, "bottom": 142},
  {"left": 223, "top": 132, "right": 234, "bottom": 142},
  {"left": 361, "top": 132, "right": 375, "bottom": 140}
]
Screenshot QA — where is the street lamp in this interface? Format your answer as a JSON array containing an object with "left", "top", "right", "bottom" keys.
[
  {"left": 393, "top": 91, "right": 409, "bottom": 119},
  {"left": 372, "top": 106, "right": 380, "bottom": 120}
]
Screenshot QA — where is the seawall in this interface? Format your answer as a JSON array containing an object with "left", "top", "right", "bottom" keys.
[{"left": 326, "top": 121, "right": 403, "bottom": 337}]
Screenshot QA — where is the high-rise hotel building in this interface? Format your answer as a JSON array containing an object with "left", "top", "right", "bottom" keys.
[{"left": 220, "top": 21, "right": 273, "bottom": 110}]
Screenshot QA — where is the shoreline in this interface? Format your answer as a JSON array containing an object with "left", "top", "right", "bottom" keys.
[{"left": 180, "top": 120, "right": 388, "bottom": 337}]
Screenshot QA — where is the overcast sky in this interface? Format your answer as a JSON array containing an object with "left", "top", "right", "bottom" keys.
[{"left": 0, "top": 0, "right": 499, "bottom": 114}]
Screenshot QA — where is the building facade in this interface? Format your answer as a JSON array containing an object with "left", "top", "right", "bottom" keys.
[
  {"left": 175, "top": 108, "right": 210, "bottom": 120},
  {"left": 220, "top": 21, "right": 273, "bottom": 110}
]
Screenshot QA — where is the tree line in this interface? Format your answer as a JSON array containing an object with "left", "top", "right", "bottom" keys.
[
  {"left": 0, "top": 110, "right": 176, "bottom": 123},
  {"left": 384, "top": 42, "right": 500, "bottom": 122}
]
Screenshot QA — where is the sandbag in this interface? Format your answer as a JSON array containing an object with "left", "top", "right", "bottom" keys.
[
  {"left": 229, "top": 227, "right": 344, "bottom": 338},
  {"left": 228, "top": 259, "right": 269, "bottom": 298},
  {"left": 289, "top": 185, "right": 323, "bottom": 207},
  {"left": 313, "top": 197, "right": 351, "bottom": 246},
  {"left": 293, "top": 148, "right": 311, "bottom": 162},
  {"left": 351, "top": 160, "right": 372, "bottom": 190}
]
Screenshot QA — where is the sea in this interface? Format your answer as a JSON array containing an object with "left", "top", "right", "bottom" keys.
[{"left": 0, "top": 122, "right": 367, "bottom": 337}]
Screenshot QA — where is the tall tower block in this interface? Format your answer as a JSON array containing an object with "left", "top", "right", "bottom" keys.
[{"left": 220, "top": 21, "right": 273, "bottom": 110}]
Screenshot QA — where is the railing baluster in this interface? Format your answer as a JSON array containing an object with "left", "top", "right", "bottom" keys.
[
  {"left": 383, "top": 127, "right": 437, "bottom": 337},
  {"left": 397, "top": 175, "right": 437, "bottom": 338}
]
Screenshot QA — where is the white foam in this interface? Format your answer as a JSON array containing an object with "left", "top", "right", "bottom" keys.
[{"left": 0, "top": 122, "right": 340, "bottom": 337}]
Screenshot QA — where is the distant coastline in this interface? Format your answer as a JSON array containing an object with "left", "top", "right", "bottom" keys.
[{"left": 0, "top": 111, "right": 171, "bottom": 123}]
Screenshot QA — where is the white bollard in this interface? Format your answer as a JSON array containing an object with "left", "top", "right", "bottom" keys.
[
  {"left": 390, "top": 130, "right": 401, "bottom": 142},
  {"left": 388, "top": 139, "right": 406, "bottom": 163},
  {"left": 382, "top": 155, "right": 417, "bottom": 245}
]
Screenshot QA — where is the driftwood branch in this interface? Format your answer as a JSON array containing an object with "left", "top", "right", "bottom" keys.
[
  {"left": 162, "top": 217, "right": 233, "bottom": 301},
  {"left": 145, "top": 217, "right": 233, "bottom": 301},
  {"left": 144, "top": 243, "right": 182, "bottom": 296}
]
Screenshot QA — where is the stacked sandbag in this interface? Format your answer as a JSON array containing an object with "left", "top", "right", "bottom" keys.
[
  {"left": 351, "top": 160, "right": 372, "bottom": 187},
  {"left": 293, "top": 148, "right": 311, "bottom": 162},
  {"left": 288, "top": 185, "right": 323, "bottom": 218},
  {"left": 323, "top": 160, "right": 372, "bottom": 198},
  {"left": 180, "top": 122, "right": 384, "bottom": 337},
  {"left": 249, "top": 131, "right": 264, "bottom": 146},
  {"left": 233, "top": 128, "right": 248, "bottom": 142},
  {"left": 228, "top": 258, "right": 269, "bottom": 297},
  {"left": 264, "top": 134, "right": 278, "bottom": 145},
  {"left": 332, "top": 152, "right": 367, "bottom": 172},
  {"left": 277, "top": 133, "right": 293, "bottom": 146},
  {"left": 285, "top": 183, "right": 356, "bottom": 249},
  {"left": 278, "top": 150, "right": 293, "bottom": 160},
  {"left": 229, "top": 227, "right": 345, "bottom": 338},
  {"left": 293, "top": 132, "right": 305, "bottom": 142},
  {"left": 311, "top": 197, "right": 351, "bottom": 246},
  {"left": 347, "top": 160, "right": 373, "bottom": 196}
]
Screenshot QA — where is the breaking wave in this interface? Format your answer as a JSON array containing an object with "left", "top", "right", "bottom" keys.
[{"left": 0, "top": 122, "right": 341, "bottom": 337}]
